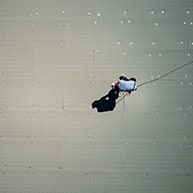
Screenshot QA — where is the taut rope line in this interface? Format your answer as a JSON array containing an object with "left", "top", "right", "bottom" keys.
[{"left": 116, "top": 60, "right": 193, "bottom": 104}]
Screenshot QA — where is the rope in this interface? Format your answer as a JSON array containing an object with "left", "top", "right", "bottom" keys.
[
  {"left": 137, "top": 60, "right": 193, "bottom": 88},
  {"left": 116, "top": 92, "right": 129, "bottom": 104},
  {"left": 116, "top": 60, "right": 193, "bottom": 104}
]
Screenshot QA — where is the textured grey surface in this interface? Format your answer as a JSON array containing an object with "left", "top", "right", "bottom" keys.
[{"left": 0, "top": 0, "right": 193, "bottom": 193}]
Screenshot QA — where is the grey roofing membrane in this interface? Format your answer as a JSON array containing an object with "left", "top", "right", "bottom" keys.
[{"left": 0, "top": 0, "right": 193, "bottom": 193}]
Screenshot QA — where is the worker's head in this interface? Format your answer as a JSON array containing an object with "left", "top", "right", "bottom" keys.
[
  {"left": 119, "top": 76, "right": 125, "bottom": 80},
  {"left": 130, "top": 77, "right": 136, "bottom": 82}
]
